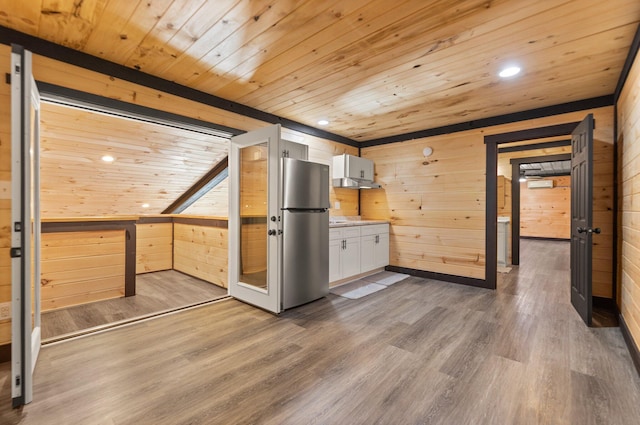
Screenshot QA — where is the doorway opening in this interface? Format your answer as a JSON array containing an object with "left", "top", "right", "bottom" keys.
[{"left": 36, "top": 89, "right": 235, "bottom": 342}]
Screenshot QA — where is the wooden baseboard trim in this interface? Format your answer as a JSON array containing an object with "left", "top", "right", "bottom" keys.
[
  {"left": 619, "top": 314, "right": 640, "bottom": 378},
  {"left": 385, "top": 266, "right": 491, "bottom": 289},
  {"left": 0, "top": 343, "right": 10, "bottom": 363}
]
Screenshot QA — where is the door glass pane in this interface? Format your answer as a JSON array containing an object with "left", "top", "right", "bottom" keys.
[{"left": 239, "top": 142, "right": 268, "bottom": 289}]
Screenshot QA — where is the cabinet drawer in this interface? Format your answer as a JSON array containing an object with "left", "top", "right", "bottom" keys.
[
  {"left": 360, "top": 224, "right": 389, "bottom": 236},
  {"left": 329, "top": 228, "right": 344, "bottom": 241},
  {"left": 343, "top": 227, "right": 361, "bottom": 239}
]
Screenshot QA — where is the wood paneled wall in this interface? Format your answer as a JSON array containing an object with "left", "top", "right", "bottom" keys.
[
  {"left": 0, "top": 45, "right": 12, "bottom": 345},
  {"left": 361, "top": 106, "right": 614, "bottom": 294},
  {"left": 173, "top": 223, "right": 228, "bottom": 288},
  {"left": 136, "top": 223, "right": 173, "bottom": 274},
  {"left": 31, "top": 53, "right": 359, "bottom": 219},
  {"left": 520, "top": 176, "right": 571, "bottom": 239},
  {"left": 0, "top": 48, "right": 359, "bottom": 347},
  {"left": 617, "top": 50, "right": 640, "bottom": 350},
  {"left": 41, "top": 230, "right": 126, "bottom": 311}
]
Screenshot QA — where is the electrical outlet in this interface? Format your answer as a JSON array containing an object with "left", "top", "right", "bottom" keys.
[{"left": 0, "top": 302, "right": 10, "bottom": 320}]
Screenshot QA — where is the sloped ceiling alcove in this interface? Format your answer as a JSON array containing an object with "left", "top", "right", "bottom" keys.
[{"left": 40, "top": 102, "right": 228, "bottom": 217}]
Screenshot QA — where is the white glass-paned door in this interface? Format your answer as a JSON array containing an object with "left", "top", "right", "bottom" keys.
[
  {"left": 228, "top": 124, "right": 282, "bottom": 313},
  {"left": 11, "top": 45, "right": 41, "bottom": 407}
]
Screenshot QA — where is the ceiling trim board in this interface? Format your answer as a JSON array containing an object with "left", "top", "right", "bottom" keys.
[
  {"left": 38, "top": 81, "right": 241, "bottom": 138},
  {"left": 0, "top": 25, "right": 359, "bottom": 147},
  {"left": 498, "top": 139, "right": 571, "bottom": 154},
  {"left": 162, "top": 157, "right": 229, "bottom": 214},
  {"left": 485, "top": 122, "right": 581, "bottom": 145},
  {"left": 361, "top": 97, "right": 612, "bottom": 147},
  {"left": 615, "top": 23, "right": 640, "bottom": 102}
]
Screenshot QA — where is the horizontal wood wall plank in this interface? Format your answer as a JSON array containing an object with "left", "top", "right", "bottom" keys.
[
  {"left": 136, "top": 223, "right": 173, "bottom": 274},
  {"left": 173, "top": 223, "right": 228, "bottom": 288},
  {"left": 41, "top": 230, "right": 126, "bottom": 312}
]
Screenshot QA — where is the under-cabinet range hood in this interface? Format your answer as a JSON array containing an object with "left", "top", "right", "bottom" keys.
[{"left": 332, "top": 154, "right": 382, "bottom": 189}]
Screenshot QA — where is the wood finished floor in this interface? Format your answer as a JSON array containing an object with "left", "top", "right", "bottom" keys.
[
  {"left": 41, "top": 270, "right": 228, "bottom": 340},
  {"left": 1, "top": 239, "right": 640, "bottom": 424}
]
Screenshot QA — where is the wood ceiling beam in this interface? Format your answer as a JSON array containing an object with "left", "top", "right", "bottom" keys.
[{"left": 162, "top": 157, "right": 229, "bottom": 214}]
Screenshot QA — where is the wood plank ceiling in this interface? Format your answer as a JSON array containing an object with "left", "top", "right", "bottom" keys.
[
  {"left": 1, "top": 0, "right": 639, "bottom": 142},
  {"left": 40, "top": 102, "right": 228, "bottom": 216}
]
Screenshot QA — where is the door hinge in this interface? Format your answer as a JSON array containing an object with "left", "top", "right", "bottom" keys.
[
  {"left": 10, "top": 248, "right": 22, "bottom": 258},
  {"left": 14, "top": 222, "right": 22, "bottom": 232},
  {"left": 15, "top": 375, "right": 20, "bottom": 386},
  {"left": 5, "top": 73, "right": 10, "bottom": 84}
]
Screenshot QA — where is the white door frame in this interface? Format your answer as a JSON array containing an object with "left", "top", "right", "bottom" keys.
[
  {"left": 228, "top": 124, "right": 282, "bottom": 313},
  {"left": 11, "top": 45, "right": 42, "bottom": 407}
]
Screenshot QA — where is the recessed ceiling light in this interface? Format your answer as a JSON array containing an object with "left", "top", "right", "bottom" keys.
[
  {"left": 101, "top": 155, "right": 115, "bottom": 163},
  {"left": 499, "top": 66, "right": 521, "bottom": 78},
  {"left": 141, "top": 203, "right": 150, "bottom": 208},
  {"left": 317, "top": 119, "right": 329, "bottom": 126}
]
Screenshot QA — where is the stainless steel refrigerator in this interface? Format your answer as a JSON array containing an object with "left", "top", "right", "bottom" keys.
[{"left": 281, "top": 157, "right": 330, "bottom": 309}]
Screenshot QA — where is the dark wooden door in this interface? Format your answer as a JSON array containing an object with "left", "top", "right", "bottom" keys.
[{"left": 570, "top": 114, "right": 597, "bottom": 326}]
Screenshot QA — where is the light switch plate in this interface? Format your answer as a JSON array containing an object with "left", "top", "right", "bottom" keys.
[{"left": 0, "top": 302, "right": 10, "bottom": 320}]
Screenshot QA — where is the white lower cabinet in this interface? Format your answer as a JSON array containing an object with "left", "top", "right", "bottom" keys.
[
  {"left": 329, "top": 223, "right": 389, "bottom": 283},
  {"left": 329, "top": 227, "right": 361, "bottom": 282},
  {"left": 360, "top": 224, "right": 389, "bottom": 273}
]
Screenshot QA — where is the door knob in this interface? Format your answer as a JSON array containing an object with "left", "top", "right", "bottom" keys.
[
  {"left": 577, "top": 227, "right": 601, "bottom": 234},
  {"left": 268, "top": 229, "right": 276, "bottom": 236}
]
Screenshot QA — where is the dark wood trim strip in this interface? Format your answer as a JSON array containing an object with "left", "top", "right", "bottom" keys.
[
  {"left": 498, "top": 139, "right": 571, "bottom": 154},
  {"left": 615, "top": 23, "right": 640, "bottom": 102},
  {"left": 486, "top": 141, "right": 498, "bottom": 290},
  {"left": 41, "top": 220, "right": 137, "bottom": 297},
  {"left": 361, "top": 97, "right": 611, "bottom": 147},
  {"left": 42, "top": 220, "right": 136, "bottom": 233},
  {"left": 38, "top": 81, "right": 241, "bottom": 137},
  {"left": 136, "top": 216, "right": 173, "bottom": 224},
  {"left": 386, "top": 266, "right": 492, "bottom": 289},
  {"left": 509, "top": 153, "right": 573, "bottom": 165},
  {"left": 0, "top": 25, "right": 358, "bottom": 147},
  {"left": 613, "top": 104, "right": 619, "bottom": 308},
  {"left": 511, "top": 162, "right": 521, "bottom": 265},
  {"left": 124, "top": 224, "right": 136, "bottom": 297},
  {"left": 486, "top": 122, "right": 581, "bottom": 145},
  {"left": 163, "top": 157, "right": 228, "bottom": 214},
  {"left": 520, "top": 236, "right": 570, "bottom": 242},
  {"left": 172, "top": 217, "right": 228, "bottom": 228},
  {"left": 619, "top": 313, "right": 640, "bottom": 378},
  {"left": 0, "top": 343, "right": 9, "bottom": 363}
]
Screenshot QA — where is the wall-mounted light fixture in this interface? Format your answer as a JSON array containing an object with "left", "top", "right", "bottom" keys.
[{"left": 422, "top": 147, "right": 433, "bottom": 157}]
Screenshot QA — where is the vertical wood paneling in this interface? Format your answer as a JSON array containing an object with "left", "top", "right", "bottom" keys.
[
  {"left": 173, "top": 223, "right": 228, "bottom": 288},
  {"left": 136, "top": 222, "right": 173, "bottom": 274},
  {"left": 617, "top": 49, "right": 640, "bottom": 350},
  {"left": 361, "top": 106, "right": 614, "bottom": 290},
  {"left": 520, "top": 176, "right": 571, "bottom": 239},
  {"left": 41, "top": 230, "right": 126, "bottom": 311}
]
